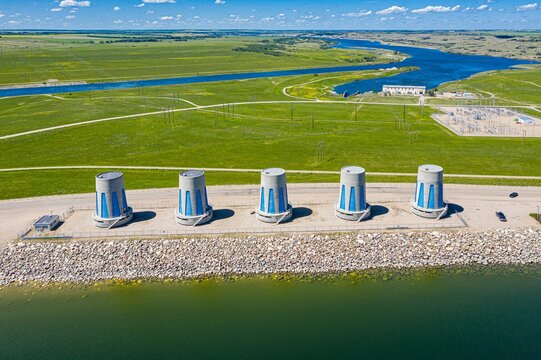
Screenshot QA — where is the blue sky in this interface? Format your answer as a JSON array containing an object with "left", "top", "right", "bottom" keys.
[{"left": 0, "top": 0, "right": 539, "bottom": 30}]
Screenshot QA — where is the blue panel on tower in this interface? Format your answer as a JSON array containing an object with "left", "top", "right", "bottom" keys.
[
  {"left": 279, "top": 187, "right": 285, "bottom": 213},
  {"left": 428, "top": 185, "right": 435, "bottom": 209},
  {"left": 340, "top": 185, "right": 346, "bottom": 210},
  {"left": 359, "top": 185, "right": 365, "bottom": 211},
  {"left": 121, "top": 189, "right": 128, "bottom": 210},
  {"left": 349, "top": 187, "right": 356, "bottom": 211},
  {"left": 260, "top": 187, "right": 265, "bottom": 212},
  {"left": 112, "top": 191, "right": 120, "bottom": 217},
  {"left": 101, "top": 193, "right": 109, "bottom": 218},
  {"left": 417, "top": 184, "right": 425, "bottom": 208},
  {"left": 268, "top": 189, "right": 275, "bottom": 214},
  {"left": 178, "top": 190, "right": 182, "bottom": 215},
  {"left": 185, "top": 191, "right": 192, "bottom": 216},
  {"left": 196, "top": 190, "right": 203, "bottom": 215}
]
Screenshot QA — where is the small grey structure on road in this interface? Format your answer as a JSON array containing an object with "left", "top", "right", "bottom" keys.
[
  {"left": 33, "top": 215, "right": 60, "bottom": 232},
  {"left": 335, "top": 166, "right": 371, "bottom": 221},
  {"left": 256, "top": 168, "right": 293, "bottom": 224},
  {"left": 175, "top": 170, "right": 213, "bottom": 226},
  {"left": 92, "top": 171, "right": 133, "bottom": 228},
  {"left": 411, "top": 164, "right": 448, "bottom": 219}
]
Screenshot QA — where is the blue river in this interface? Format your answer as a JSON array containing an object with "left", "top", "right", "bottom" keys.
[
  {"left": 333, "top": 39, "right": 534, "bottom": 95},
  {"left": 0, "top": 38, "right": 534, "bottom": 98}
]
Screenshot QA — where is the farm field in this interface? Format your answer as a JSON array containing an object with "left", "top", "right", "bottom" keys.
[{"left": 0, "top": 35, "right": 399, "bottom": 85}]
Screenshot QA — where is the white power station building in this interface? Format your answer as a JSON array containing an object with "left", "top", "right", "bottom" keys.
[{"left": 382, "top": 85, "right": 426, "bottom": 96}]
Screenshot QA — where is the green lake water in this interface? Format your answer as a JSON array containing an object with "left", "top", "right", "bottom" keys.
[{"left": 1, "top": 267, "right": 541, "bottom": 359}]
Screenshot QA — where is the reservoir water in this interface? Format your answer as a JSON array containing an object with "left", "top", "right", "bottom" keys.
[
  {"left": 2, "top": 266, "right": 541, "bottom": 359},
  {"left": 0, "top": 39, "right": 532, "bottom": 98}
]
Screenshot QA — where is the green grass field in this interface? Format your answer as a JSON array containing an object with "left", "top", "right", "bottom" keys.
[
  {"left": 0, "top": 35, "right": 399, "bottom": 85},
  {"left": 0, "top": 36, "right": 539, "bottom": 200},
  {"left": 439, "top": 65, "right": 541, "bottom": 107}
]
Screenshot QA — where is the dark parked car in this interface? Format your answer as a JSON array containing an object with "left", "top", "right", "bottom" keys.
[
  {"left": 509, "top": 192, "right": 519, "bottom": 198},
  {"left": 496, "top": 211, "right": 507, "bottom": 222}
]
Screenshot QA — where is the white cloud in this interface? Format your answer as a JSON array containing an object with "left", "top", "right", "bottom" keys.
[
  {"left": 142, "top": 0, "right": 175, "bottom": 3},
  {"left": 113, "top": 6, "right": 120, "bottom": 11},
  {"left": 477, "top": 5, "right": 489, "bottom": 10},
  {"left": 342, "top": 10, "right": 372, "bottom": 17},
  {"left": 51, "top": 8, "right": 62, "bottom": 12},
  {"left": 8, "top": 20, "right": 21, "bottom": 24},
  {"left": 65, "top": 15, "right": 76, "bottom": 19},
  {"left": 516, "top": 3, "right": 538, "bottom": 11},
  {"left": 135, "top": 3, "right": 145, "bottom": 7},
  {"left": 215, "top": 0, "right": 226, "bottom": 4},
  {"left": 113, "top": 19, "right": 123, "bottom": 23},
  {"left": 0, "top": 13, "right": 4, "bottom": 18},
  {"left": 59, "top": 0, "right": 91, "bottom": 7},
  {"left": 376, "top": 6, "right": 408, "bottom": 15},
  {"left": 160, "top": 16, "right": 173, "bottom": 20},
  {"left": 301, "top": 14, "right": 321, "bottom": 20},
  {"left": 412, "top": 5, "right": 460, "bottom": 14}
]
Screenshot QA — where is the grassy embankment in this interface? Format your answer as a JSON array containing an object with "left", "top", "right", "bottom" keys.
[
  {"left": 433, "top": 66, "right": 541, "bottom": 111},
  {"left": 0, "top": 38, "right": 539, "bottom": 199},
  {"left": 0, "top": 35, "right": 399, "bottom": 85},
  {"left": 0, "top": 73, "right": 540, "bottom": 199},
  {"left": 0, "top": 69, "right": 420, "bottom": 137},
  {"left": 284, "top": 67, "right": 417, "bottom": 100}
]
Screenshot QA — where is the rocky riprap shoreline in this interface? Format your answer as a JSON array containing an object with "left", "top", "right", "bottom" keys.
[{"left": 1, "top": 227, "right": 540, "bottom": 285}]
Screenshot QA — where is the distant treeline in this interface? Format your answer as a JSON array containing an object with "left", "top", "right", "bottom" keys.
[
  {"left": 233, "top": 38, "right": 336, "bottom": 56},
  {"left": 86, "top": 34, "right": 222, "bottom": 44}
]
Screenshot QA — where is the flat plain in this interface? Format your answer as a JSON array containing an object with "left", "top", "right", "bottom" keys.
[{"left": 0, "top": 33, "right": 539, "bottom": 200}]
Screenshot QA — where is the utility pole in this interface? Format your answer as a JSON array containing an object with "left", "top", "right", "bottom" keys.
[{"left": 290, "top": 103, "right": 294, "bottom": 121}]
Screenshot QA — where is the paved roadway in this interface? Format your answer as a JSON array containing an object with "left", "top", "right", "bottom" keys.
[{"left": 1, "top": 183, "right": 539, "bottom": 246}]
